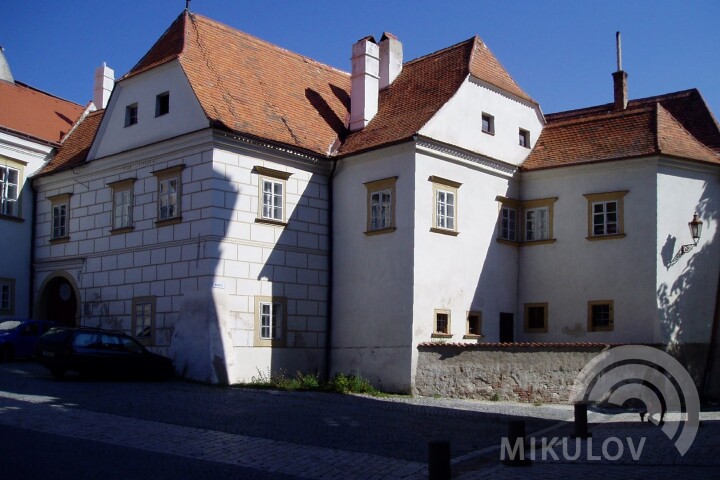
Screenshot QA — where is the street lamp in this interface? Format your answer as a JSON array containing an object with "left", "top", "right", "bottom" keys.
[{"left": 669, "top": 213, "right": 703, "bottom": 267}]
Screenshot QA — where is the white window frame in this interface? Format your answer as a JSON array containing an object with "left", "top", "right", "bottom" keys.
[
  {"left": 254, "top": 166, "right": 292, "bottom": 225},
  {"left": 429, "top": 176, "right": 461, "bottom": 236},
  {"left": 48, "top": 193, "right": 71, "bottom": 241},
  {"left": 365, "top": 176, "right": 397, "bottom": 234},
  {"left": 254, "top": 296, "right": 287, "bottom": 347},
  {"left": 500, "top": 205, "right": 517, "bottom": 242},
  {"left": 132, "top": 296, "right": 156, "bottom": 345},
  {"left": 1, "top": 165, "right": 20, "bottom": 217},
  {"left": 152, "top": 165, "right": 184, "bottom": 225},
  {"left": 108, "top": 178, "right": 135, "bottom": 232},
  {"left": 525, "top": 206, "right": 549, "bottom": 241},
  {"left": 584, "top": 191, "right": 627, "bottom": 240}
]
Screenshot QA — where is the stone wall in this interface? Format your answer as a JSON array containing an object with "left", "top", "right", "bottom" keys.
[{"left": 414, "top": 343, "right": 611, "bottom": 404}]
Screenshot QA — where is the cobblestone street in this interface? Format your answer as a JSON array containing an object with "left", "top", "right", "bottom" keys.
[{"left": 1, "top": 362, "right": 719, "bottom": 479}]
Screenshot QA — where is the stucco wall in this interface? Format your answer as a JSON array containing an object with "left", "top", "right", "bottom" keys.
[{"left": 414, "top": 344, "right": 609, "bottom": 403}]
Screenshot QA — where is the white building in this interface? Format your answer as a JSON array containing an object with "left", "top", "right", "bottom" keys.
[
  {"left": 0, "top": 47, "right": 85, "bottom": 321},
  {"left": 30, "top": 11, "right": 720, "bottom": 392}
]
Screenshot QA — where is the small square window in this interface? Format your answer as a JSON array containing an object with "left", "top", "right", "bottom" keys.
[
  {"left": 519, "top": 129, "right": 530, "bottom": 148},
  {"left": 466, "top": 312, "right": 482, "bottom": 337},
  {"left": 524, "top": 303, "right": 548, "bottom": 333},
  {"left": 588, "top": 300, "right": 614, "bottom": 332},
  {"left": 155, "top": 92, "right": 169, "bottom": 117},
  {"left": 434, "top": 310, "right": 451, "bottom": 335},
  {"left": 125, "top": 103, "right": 138, "bottom": 127},
  {"left": 482, "top": 113, "right": 495, "bottom": 135}
]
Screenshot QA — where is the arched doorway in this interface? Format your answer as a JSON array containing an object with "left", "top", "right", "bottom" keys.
[{"left": 37, "top": 275, "right": 78, "bottom": 326}]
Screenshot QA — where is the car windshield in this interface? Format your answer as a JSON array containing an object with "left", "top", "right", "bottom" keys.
[{"left": 0, "top": 321, "right": 22, "bottom": 331}]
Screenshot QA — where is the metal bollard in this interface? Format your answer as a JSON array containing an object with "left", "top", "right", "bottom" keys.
[
  {"left": 572, "top": 401, "right": 592, "bottom": 438},
  {"left": 428, "top": 440, "right": 451, "bottom": 480},
  {"left": 502, "top": 420, "right": 531, "bottom": 466}
]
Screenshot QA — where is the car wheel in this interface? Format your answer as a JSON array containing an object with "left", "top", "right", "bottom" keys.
[{"left": 49, "top": 367, "right": 66, "bottom": 379}]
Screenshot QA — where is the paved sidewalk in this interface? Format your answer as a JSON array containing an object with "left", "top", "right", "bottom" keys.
[{"left": 2, "top": 384, "right": 720, "bottom": 479}]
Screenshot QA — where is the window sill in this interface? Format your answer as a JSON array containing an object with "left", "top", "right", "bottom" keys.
[
  {"left": 463, "top": 334, "right": 484, "bottom": 339},
  {"left": 255, "top": 217, "right": 288, "bottom": 227},
  {"left": 430, "top": 227, "right": 459, "bottom": 237},
  {"left": 496, "top": 238, "right": 520, "bottom": 246},
  {"left": 49, "top": 236, "right": 70, "bottom": 244},
  {"left": 0, "top": 213, "right": 24, "bottom": 223},
  {"left": 255, "top": 339, "right": 287, "bottom": 347},
  {"left": 520, "top": 238, "right": 556, "bottom": 246},
  {"left": 110, "top": 226, "right": 134, "bottom": 235},
  {"left": 482, "top": 130, "right": 495, "bottom": 136},
  {"left": 431, "top": 333, "right": 453, "bottom": 338},
  {"left": 364, "top": 227, "right": 396, "bottom": 236},
  {"left": 586, "top": 233, "right": 626, "bottom": 241},
  {"left": 524, "top": 329, "right": 548, "bottom": 334},
  {"left": 155, "top": 216, "right": 182, "bottom": 227}
]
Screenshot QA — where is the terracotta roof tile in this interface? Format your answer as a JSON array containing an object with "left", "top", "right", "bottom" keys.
[
  {"left": 0, "top": 80, "right": 85, "bottom": 144},
  {"left": 523, "top": 97, "right": 720, "bottom": 171},
  {"left": 36, "top": 110, "right": 104, "bottom": 176},
  {"left": 339, "top": 37, "right": 535, "bottom": 156}
]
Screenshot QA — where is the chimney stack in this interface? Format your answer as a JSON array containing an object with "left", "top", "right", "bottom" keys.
[
  {"left": 0, "top": 46, "right": 14, "bottom": 83},
  {"left": 379, "top": 32, "right": 402, "bottom": 89},
  {"left": 350, "top": 36, "right": 379, "bottom": 131},
  {"left": 93, "top": 62, "right": 114, "bottom": 109},
  {"left": 612, "top": 32, "right": 627, "bottom": 110}
]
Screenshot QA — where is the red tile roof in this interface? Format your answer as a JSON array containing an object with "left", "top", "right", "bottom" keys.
[
  {"left": 523, "top": 94, "right": 720, "bottom": 171},
  {"left": 36, "top": 110, "right": 104, "bottom": 176},
  {"left": 0, "top": 80, "right": 85, "bottom": 145},
  {"left": 125, "top": 12, "right": 351, "bottom": 157},
  {"left": 339, "top": 36, "right": 536, "bottom": 156}
]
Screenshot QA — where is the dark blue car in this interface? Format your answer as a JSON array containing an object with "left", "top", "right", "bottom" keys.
[{"left": 0, "top": 319, "right": 58, "bottom": 361}]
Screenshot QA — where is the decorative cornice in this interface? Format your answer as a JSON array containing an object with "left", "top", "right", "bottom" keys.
[{"left": 415, "top": 138, "right": 518, "bottom": 177}]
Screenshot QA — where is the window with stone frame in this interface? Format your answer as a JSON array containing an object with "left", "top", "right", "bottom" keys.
[
  {"left": 584, "top": 191, "right": 627, "bottom": 240},
  {"left": 254, "top": 166, "right": 292, "bottom": 226},
  {"left": 108, "top": 178, "right": 135, "bottom": 232},
  {"left": 152, "top": 165, "right": 184, "bottom": 226},
  {"left": 1, "top": 164, "right": 20, "bottom": 218},
  {"left": 429, "top": 176, "right": 461, "bottom": 236},
  {"left": 365, "top": 176, "right": 397, "bottom": 234},
  {"left": 432, "top": 309, "right": 452, "bottom": 338},
  {"left": 132, "top": 296, "right": 156, "bottom": 345},
  {"left": 465, "top": 311, "right": 482, "bottom": 338},
  {"left": 48, "top": 193, "right": 71, "bottom": 241},
  {"left": 254, "top": 296, "right": 287, "bottom": 347},
  {"left": 524, "top": 303, "right": 548, "bottom": 333},
  {"left": 588, "top": 300, "right": 614, "bottom": 332}
]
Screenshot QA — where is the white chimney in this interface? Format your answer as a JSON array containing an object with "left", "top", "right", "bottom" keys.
[
  {"left": 93, "top": 62, "right": 114, "bottom": 109},
  {"left": 379, "top": 32, "right": 402, "bottom": 89},
  {"left": 350, "top": 36, "right": 379, "bottom": 131}
]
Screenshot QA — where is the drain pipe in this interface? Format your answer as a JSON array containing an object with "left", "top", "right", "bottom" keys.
[{"left": 324, "top": 158, "right": 338, "bottom": 381}]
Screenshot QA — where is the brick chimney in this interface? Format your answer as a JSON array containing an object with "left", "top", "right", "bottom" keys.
[
  {"left": 350, "top": 36, "right": 379, "bottom": 131},
  {"left": 613, "top": 32, "right": 627, "bottom": 110},
  {"left": 93, "top": 62, "right": 114, "bottom": 109},
  {"left": 379, "top": 32, "right": 402, "bottom": 89}
]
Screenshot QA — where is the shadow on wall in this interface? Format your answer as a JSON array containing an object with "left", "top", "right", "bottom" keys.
[
  {"left": 169, "top": 163, "right": 238, "bottom": 385},
  {"left": 656, "top": 179, "right": 720, "bottom": 393}
]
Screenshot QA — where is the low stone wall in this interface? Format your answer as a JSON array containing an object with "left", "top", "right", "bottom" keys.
[{"left": 414, "top": 343, "right": 612, "bottom": 404}]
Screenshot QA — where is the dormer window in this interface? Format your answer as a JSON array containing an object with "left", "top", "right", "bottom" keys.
[
  {"left": 155, "top": 92, "right": 170, "bottom": 117},
  {"left": 519, "top": 128, "right": 530, "bottom": 148},
  {"left": 125, "top": 103, "right": 138, "bottom": 127},
  {"left": 482, "top": 113, "right": 495, "bottom": 135}
]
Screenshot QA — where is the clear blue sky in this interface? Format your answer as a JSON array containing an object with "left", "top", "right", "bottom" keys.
[{"left": 2, "top": 0, "right": 719, "bottom": 117}]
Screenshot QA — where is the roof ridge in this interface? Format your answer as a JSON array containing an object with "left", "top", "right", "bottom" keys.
[
  {"left": 123, "top": 11, "right": 188, "bottom": 80},
  {"left": 403, "top": 36, "right": 475, "bottom": 67},
  {"left": 546, "top": 89, "right": 699, "bottom": 120},
  {"left": 468, "top": 36, "right": 536, "bottom": 104},
  {"left": 545, "top": 104, "right": 654, "bottom": 128}
]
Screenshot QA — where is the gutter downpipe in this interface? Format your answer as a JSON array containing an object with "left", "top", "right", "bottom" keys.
[{"left": 324, "top": 158, "right": 338, "bottom": 381}]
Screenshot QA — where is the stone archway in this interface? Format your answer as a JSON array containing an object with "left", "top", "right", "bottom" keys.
[{"left": 37, "top": 274, "right": 79, "bottom": 326}]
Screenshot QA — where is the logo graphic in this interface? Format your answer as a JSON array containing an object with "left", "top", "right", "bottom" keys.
[{"left": 572, "top": 345, "right": 700, "bottom": 456}]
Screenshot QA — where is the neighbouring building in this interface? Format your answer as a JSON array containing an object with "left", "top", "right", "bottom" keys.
[
  {"left": 0, "top": 47, "right": 87, "bottom": 321},
  {"left": 29, "top": 11, "right": 720, "bottom": 393}
]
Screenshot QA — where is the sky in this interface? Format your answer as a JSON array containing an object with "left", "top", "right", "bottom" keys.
[{"left": 2, "top": 0, "right": 719, "bottom": 117}]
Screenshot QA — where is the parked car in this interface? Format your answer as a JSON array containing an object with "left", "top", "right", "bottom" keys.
[
  {"left": 0, "top": 319, "right": 58, "bottom": 361},
  {"left": 34, "top": 327, "right": 174, "bottom": 380}
]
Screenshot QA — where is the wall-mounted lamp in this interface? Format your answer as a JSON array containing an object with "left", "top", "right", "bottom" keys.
[{"left": 668, "top": 213, "right": 703, "bottom": 267}]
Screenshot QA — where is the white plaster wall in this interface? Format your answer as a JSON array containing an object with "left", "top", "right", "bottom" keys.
[
  {"left": 208, "top": 142, "right": 331, "bottom": 383},
  {"left": 0, "top": 132, "right": 54, "bottom": 319},
  {"left": 519, "top": 160, "right": 658, "bottom": 343},
  {"left": 331, "top": 143, "right": 417, "bottom": 392},
  {"left": 420, "top": 77, "right": 543, "bottom": 166},
  {"left": 33, "top": 130, "right": 217, "bottom": 350},
  {"left": 656, "top": 161, "right": 720, "bottom": 345},
  {"left": 89, "top": 61, "right": 208, "bottom": 160},
  {"left": 411, "top": 150, "right": 518, "bottom": 379}
]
